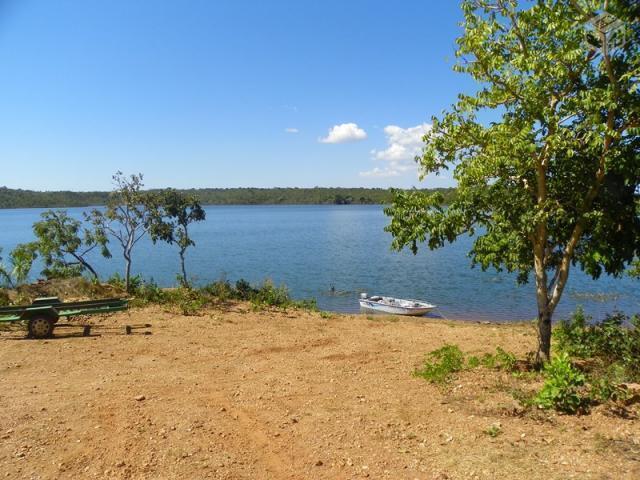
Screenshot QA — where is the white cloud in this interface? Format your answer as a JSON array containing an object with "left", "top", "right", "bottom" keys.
[
  {"left": 319, "top": 123, "right": 367, "bottom": 144},
  {"left": 360, "top": 123, "right": 431, "bottom": 178},
  {"left": 284, "top": 128, "right": 299, "bottom": 133}
]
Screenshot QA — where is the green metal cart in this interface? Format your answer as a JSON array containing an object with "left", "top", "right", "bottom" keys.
[{"left": 0, "top": 296, "right": 128, "bottom": 339}]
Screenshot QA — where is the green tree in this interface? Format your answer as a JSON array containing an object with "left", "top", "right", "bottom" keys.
[
  {"left": 150, "top": 189, "right": 206, "bottom": 287},
  {"left": 385, "top": 0, "right": 639, "bottom": 363},
  {"left": 0, "top": 243, "right": 38, "bottom": 287},
  {"left": 31, "top": 210, "right": 110, "bottom": 279},
  {"left": 0, "top": 248, "right": 9, "bottom": 286},
  {"left": 86, "top": 172, "right": 157, "bottom": 292}
]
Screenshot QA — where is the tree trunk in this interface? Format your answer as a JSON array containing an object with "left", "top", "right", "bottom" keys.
[
  {"left": 536, "top": 307, "right": 552, "bottom": 364},
  {"left": 124, "top": 254, "right": 132, "bottom": 292},
  {"left": 179, "top": 250, "right": 188, "bottom": 287},
  {"left": 73, "top": 254, "right": 99, "bottom": 279}
]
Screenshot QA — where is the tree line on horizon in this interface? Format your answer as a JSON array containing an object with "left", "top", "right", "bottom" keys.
[{"left": 0, "top": 186, "right": 458, "bottom": 209}]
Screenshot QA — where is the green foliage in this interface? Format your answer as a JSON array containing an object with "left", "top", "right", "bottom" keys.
[
  {"left": 414, "top": 344, "right": 466, "bottom": 384},
  {"left": 234, "top": 279, "right": 258, "bottom": 300},
  {"left": 164, "top": 287, "right": 208, "bottom": 316},
  {"left": 131, "top": 279, "right": 167, "bottom": 307},
  {"left": 629, "top": 258, "right": 640, "bottom": 278},
  {"left": 556, "top": 309, "right": 640, "bottom": 381},
  {"left": 7, "top": 243, "right": 38, "bottom": 286},
  {"left": 590, "top": 372, "right": 630, "bottom": 404},
  {"left": 535, "top": 353, "right": 587, "bottom": 414},
  {"left": 384, "top": 0, "right": 640, "bottom": 363},
  {"left": 201, "top": 280, "right": 236, "bottom": 302},
  {"left": 0, "top": 248, "right": 9, "bottom": 287},
  {"left": 466, "top": 355, "right": 480, "bottom": 368},
  {"left": 86, "top": 172, "right": 157, "bottom": 292},
  {"left": 480, "top": 347, "right": 518, "bottom": 371},
  {"left": 484, "top": 423, "right": 502, "bottom": 438},
  {"left": 415, "top": 345, "right": 519, "bottom": 384},
  {"left": 250, "top": 280, "right": 293, "bottom": 310},
  {"left": 107, "top": 272, "right": 144, "bottom": 292},
  {"left": 31, "top": 209, "right": 109, "bottom": 280},
  {"left": 149, "top": 189, "right": 206, "bottom": 287},
  {"left": 0, "top": 186, "right": 457, "bottom": 209}
]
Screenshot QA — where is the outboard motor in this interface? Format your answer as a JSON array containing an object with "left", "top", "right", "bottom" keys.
[{"left": 360, "top": 292, "right": 368, "bottom": 300}]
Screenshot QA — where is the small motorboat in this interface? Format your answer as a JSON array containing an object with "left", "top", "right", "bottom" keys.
[{"left": 359, "top": 293, "right": 436, "bottom": 316}]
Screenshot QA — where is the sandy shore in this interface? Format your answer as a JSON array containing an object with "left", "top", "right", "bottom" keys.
[{"left": 1, "top": 304, "right": 638, "bottom": 479}]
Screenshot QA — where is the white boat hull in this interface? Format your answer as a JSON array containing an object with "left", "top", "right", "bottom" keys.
[{"left": 359, "top": 296, "right": 436, "bottom": 316}]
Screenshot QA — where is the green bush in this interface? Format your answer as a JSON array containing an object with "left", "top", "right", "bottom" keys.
[
  {"left": 251, "top": 280, "right": 292, "bottom": 309},
  {"left": 165, "top": 287, "right": 207, "bottom": 316},
  {"left": 480, "top": 347, "right": 517, "bottom": 371},
  {"left": 556, "top": 309, "right": 640, "bottom": 382},
  {"left": 234, "top": 279, "right": 257, "bottom": 300},
  {"left": 414, "top": 344, "right": 465, "bottom": 384},
  {"left": 134, "top": 279, "right": 166, "bottom": 305},
  {"left": 415, "top": 345, "right": 519, "bottom": 384},
  {"left": 535, "top": 353, "right": 587, "bottom": 414},
  {"left": 107, "top": 272, "right": 144, "bottom": 292},
  {"left": 201, "top": 280, "right": 235, "bottom": 302}
]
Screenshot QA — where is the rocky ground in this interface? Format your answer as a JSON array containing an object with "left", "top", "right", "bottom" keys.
[{"left": 1, "top": 304, "right": 639, "bottom": 479}]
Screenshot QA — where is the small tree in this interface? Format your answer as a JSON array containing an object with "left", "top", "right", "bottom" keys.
[
  {"left": 32, "top": 210, "right": 110, "bottom": 279},
  {"left": 0, "top": 248, "right": 9, "bottom": 286},
  {"left": 0, "top": 243, "right": 38, "bottom": 287},
  {"left": 385, "top": 0, "right": 639, "bottom": 363},
  {"left": 150, "top": 189, "right": 206, "bottom": 287},
  {"left": 86, "top": 172, "right": 157, "bottom": 292}
]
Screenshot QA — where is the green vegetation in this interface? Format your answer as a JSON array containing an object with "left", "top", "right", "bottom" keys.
[
  {"left": 414, "top": 345, "right": 518, "bottom": 384},
  {"left": 414, "top": 344, "right": 466, "bottom": 384},
  {"left": 31, "top": 210, "right": 110, "bottom": 279},
  {"left": 414, "top": 307, "right": 640, "bottom": 415},
  {"left": 484, "top": 423, "right": 502, "bottom": 438},
  {"left": 385, "top": 0, "right": 640, "bottom": 364},
  {"left": 0, "top": 186, "right": 457, "bottom": 209},
  {"left": 86, "top": 172, "right": 157, "bottom": 292},
  {"left": 556, "top": 308, "right": 640, "bottom": 383},
  {"left": 535, "top": 353, "right": 587, "bottom": 414},
  {"left": 148, "top": 189, "right": 206, "bottom": 287},
  {"left": 113, "top": 276, "right": 318, "bottom": 314}
]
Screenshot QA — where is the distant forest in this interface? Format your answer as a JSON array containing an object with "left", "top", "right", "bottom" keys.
[{"left": 0, "top": 187, "right": 457, "bottom": 209}]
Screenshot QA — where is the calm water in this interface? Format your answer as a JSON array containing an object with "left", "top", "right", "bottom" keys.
[{"left": 1, "top": 205, "right": 638, "bottom": 321}]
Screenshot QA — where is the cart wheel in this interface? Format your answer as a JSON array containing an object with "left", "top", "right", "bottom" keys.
[{"left": 28, "top": 316, "right": 54, "bottom": 339}]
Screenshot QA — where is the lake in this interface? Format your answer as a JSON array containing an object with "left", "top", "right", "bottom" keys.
[{"left": 1, "top": 205, "right": 638, "bottom": 321}]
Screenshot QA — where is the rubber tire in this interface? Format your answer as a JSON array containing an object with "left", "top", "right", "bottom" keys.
[{"left": 28, "top": 316, "right": 54, "bottom": 339}]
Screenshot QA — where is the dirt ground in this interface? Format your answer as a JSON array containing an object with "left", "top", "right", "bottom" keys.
[{"left": 1, "top": 304, "right": 639, "bottom": 479}]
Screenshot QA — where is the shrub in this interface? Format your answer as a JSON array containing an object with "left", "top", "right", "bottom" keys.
[
  {"left": 556, "top": 309, "right": 640, "bottom": 382},
  {"left": 484, "top": 423, "right": 502, "bottom": 438},
  {"left": 414, "top": 344, "right": 465, "bottom": 384},
  {"left": 535, "top": 353, "right": 587, "bottom": 414},
  {"left": 165, "top": 287, "right": 207, "bottom": 316},
  {"left": 201, "top": 280, "right": 235, "bottom": 302},
  {"left": 480, "top": 347, "right": 517, "bottom": 371},
  {"left": 107, "top": 273, "right": 143, "bottom": 292},
  {"left": 234, "top": 279, "right": 257, "bottom": 300},
  {"left": 251, "top": 280, "right": 292, "bottom": 310},
  {"left": 134, "top": 279, "right": 166, "bottom": 306}
]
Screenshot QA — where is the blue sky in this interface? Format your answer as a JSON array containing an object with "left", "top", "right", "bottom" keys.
[{"left": 0, "top": 0, "right": 473, "bottom": 191}]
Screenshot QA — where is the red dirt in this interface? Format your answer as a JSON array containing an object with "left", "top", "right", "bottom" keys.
[{"left": 1, "top": 304, "right": 638, "bottom": 479}]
